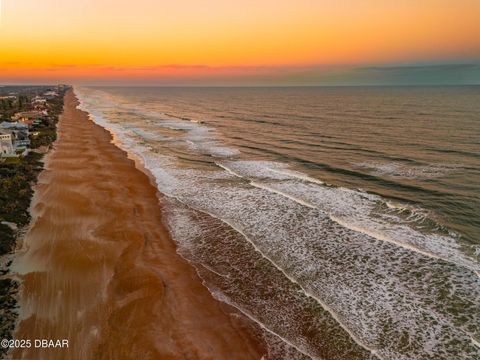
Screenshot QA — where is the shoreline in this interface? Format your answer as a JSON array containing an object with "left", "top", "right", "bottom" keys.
[
  {"left": 75, "top": 96, "right": 308, "bottom": 359},
  {"left": 79, "top": 92, "right": 275, "bottom": 358},
  {"left": 10, "top": 89, "right": 266, "bottom": 359}
]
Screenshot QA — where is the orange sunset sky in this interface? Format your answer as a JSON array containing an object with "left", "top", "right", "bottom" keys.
[{"left": 1, "top": 0, "right": 479, "bottom": 85}]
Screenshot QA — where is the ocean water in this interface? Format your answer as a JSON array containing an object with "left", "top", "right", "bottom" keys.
[{"left": 75, "top": 86, "right": 480, "bottom": 360}]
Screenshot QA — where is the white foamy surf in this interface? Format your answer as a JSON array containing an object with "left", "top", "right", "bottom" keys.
[{"left": 75, "top": 86, "right": 480, "bottom": 360}]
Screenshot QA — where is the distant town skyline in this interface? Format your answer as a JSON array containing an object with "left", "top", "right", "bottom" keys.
[{"left": 1, "top": 0, "right": 479, "bottom": 85}]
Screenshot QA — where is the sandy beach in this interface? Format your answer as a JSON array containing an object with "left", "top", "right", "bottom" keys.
[{"left": 11, "top": 90, "right": 265, "bottom": 359}]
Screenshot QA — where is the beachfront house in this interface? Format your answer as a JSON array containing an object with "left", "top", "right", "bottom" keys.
[
  {"left": 12, "top": 111, "right": 48, "bottom": 122},
  {"left": 0, "top": 133, "right": 15, "bottom": 156},
  {"left": 43, "top": 91, "right": 59, "bottom": 99},
  {"left": 0, "top": 122, "right": 30, "bottom": 156},
  {"left": 32, "top": 97, "right": 47, "bottom": 109},
  {"left": 11, "top": 111, "right": 48, "bottom": 128},
  {"left": 32, "top": 96, "right": 47, "bottom": 105},
  {"left": 0, "top": 122, "right": 29, "bottom": 138}
]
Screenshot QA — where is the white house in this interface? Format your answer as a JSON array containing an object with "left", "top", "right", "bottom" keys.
[
  {"left": 0, "top": 133, "right": 15, "bottom": 156},
  {"left": 0, "top": 122, "right": 30, "bottom": 155},
  {"left": 43, "top": 91, "right": 59, "bottom": 99},
  {"left": 32, "top": 96, "right": 47, "bottom": 105}
]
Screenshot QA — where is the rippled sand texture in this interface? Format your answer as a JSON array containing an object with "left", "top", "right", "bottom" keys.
[{"left": 11, "top": 90, "right": 264, "bottom": 360}]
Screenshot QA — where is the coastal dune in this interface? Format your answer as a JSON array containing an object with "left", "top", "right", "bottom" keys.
[{"left": 11, "top": 90, "right": 265, "bottom": 359}]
